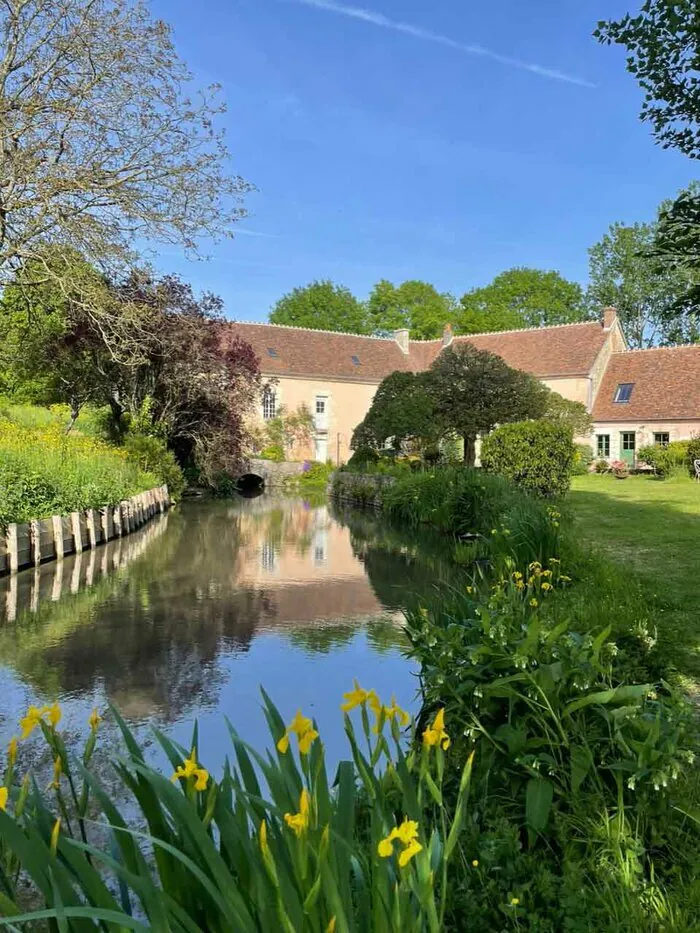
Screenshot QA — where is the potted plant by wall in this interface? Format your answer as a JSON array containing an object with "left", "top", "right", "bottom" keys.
[{"left": 610, "top": 459, "right": 630, "bottom": 479}]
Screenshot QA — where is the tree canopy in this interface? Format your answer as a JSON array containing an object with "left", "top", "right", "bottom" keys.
[
  {"left": 596, "top": 2, "right": 700, "bottom": 332},
  {"left": 0, "top": 0, "right": 249, "bottom": 290},
  {"left": 352, "top": 343, "right": 550, "bottom": 466},
  {"left": 366, "top": 280, "right": 457, "bottom": 339},
  {"left": 428, "top": 344, "right": 550, "bottom": 465},
  {"left": 458, "top": 268, "right": 588, "bottom": 334},
  {"left": 595, "top": 1, "right": 700, "bottom": 160},
  {"left": 0, "top": 258, "right": 261, "bottom": 481},
  {"left": 587, "top": 219, "right": 694, "bottom": 348},
  {"left": 351, "top": 372, "right": 439, "bottom": 452},
  {"left": 269, "top": 280, "right": 368, "bottom": 333}
]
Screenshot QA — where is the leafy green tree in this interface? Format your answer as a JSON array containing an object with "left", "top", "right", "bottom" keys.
[
  {"left": 458, "top": 268, "right": 588, "bottom": 334},
  {"left": 351, "top": 372, "right": 439, "bottom": 452},
  {"left": 595, "top": 2, "right": 700, "bottom": 160},
  {"left": 269, "top": 281, "right": 367, "bottom": 333},
  {"left": 428, "top": 344, "right": 550, "bottom": 465},
  {"left": 366, "top": 280, "right": 457, "bottom": 339},
  {"left": 0, "top": 0, "right": 250, "bottom": 353},
  {"left": 587, "top": 220, "right": 694, "bottom": 347},
  {"left": 543, "top": 392, "right": 593, "bottom": 437},
  {"left": 596, "top": 4, "right": 700, "bottom": 326}
]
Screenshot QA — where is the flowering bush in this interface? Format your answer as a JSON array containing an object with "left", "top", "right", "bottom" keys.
[
  {"left": 0, "top": 688, "right": 475, "bottom": 931},
  {"left": 0, "top": 418, "right": 158, "bottom": 525},
  {"left": 610, "top": 459, "right": 629, "bottom": 479},
  {"left": 481, "top": 420, "right": 576, "bottom": 498},
  {"left": 406, "top": 561, "right": 691, "bottom": 840}
]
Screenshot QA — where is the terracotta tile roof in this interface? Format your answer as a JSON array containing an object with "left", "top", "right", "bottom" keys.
[
  {"left": 592, "top": 346, "right": 700, "bottom": 421},
  {"left": 227, "top": 322, "right": 415, "bottom": 382},
  {"left": 227, "top": 320, "right": 610, "bottom": 382},
  {"left": 453, "top": 322, "right": 609, "bottom": 377}
]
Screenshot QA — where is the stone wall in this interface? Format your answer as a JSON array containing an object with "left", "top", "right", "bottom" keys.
[
  {"left": 247, "top": 459, "right": 306, "bottom": 487},
  {"left": 0, "top": 485, "right": 170, "bottom": 576},
  {"left": 329, "top": 472, "right": 396, "bottom": 510}
]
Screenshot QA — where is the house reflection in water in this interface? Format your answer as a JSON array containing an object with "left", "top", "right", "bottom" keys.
[{"left": 232, "top": 497, "right": 389, "bottom": 627}]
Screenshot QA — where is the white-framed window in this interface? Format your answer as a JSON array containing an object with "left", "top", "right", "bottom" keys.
[
  {"left": 654, "top": 432, "right": 670, "bottom": 447},
  {"left": 262, "top": 387, "right": 276, "bottom": 421},
  {"left": 597, "top": 434, "right": 610, "bottom": 458},
  {"left": 315, "top": 397, "right": 326, "bottom": 415}
]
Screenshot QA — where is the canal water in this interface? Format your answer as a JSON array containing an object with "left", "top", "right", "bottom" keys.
[{"left": 0, "top": 495, "right": 461, "bottom": 776}]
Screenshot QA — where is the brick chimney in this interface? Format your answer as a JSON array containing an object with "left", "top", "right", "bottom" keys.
[
  {"left": 602, "top": 307, "right": 617, "bottom": 330},
  {"left": 394, "top": 328, "right": 409, "bottom": 354},
  {"left": 442, "top": 323, "right": 454, "bottom": 348}
]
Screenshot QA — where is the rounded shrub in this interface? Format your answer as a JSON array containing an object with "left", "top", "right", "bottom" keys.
[
  {"left": 259, "top": 444, "right": 285, "bottom": 462},
  {"left": 346, "top": 445, "right": 379, "bottom": 472},
  {"left": 571, "top": 443, "right": 594, "bottom": 476},
  {"left": 123, "top": 433, "right": 185, "bottom": 499},
  {"left": 481, "top": 420, "right": 575, "bottom": 498}
]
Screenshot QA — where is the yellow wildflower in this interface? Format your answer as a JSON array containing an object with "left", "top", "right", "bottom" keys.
[
  {"left": 19, "top": 706, "right": 45, "bottom": 740},
  {"left": 284, "top": 788, "right": 311, "bottom": 836},
  {"left": 549, "top": 558, "right": 560, "bottom": 564},
  {"left": 472, "top": 859, "right": 479, "bottom": 867},
  {"left": 277, "top": 709, "right": 319, "bottom": 755},
  {"left": 380, "top": 695, "right": 410, "bottom": 729},
  {"left": 378, "top": 818, "right": 423, "bottom": 868},
  {"left": 259, "top": 819, "right": 269, "bottom": 856},
  {"left": 7, "top": 737, "right": 18, "bottom": 767},
  {"left": 50, "top": 818, "right": 61, "bottom": 855},
  {"left": 528, "top": 561, "right": 542, "bottom": 572},
  {"left": 47, "top": 702, "right": 61, "bottom": 728},
  {"left": 510, "top": 897, "right": 520, "bottom": 906},
  {"left": 561, "top": 574, "right": 572, "bottom": 582},
  {"left": 0, "top": 787, "right": 7, "bottom": 811},
  {"left": 398, "top": 839, "right": 423, "bottom": 867},
  {"left": 423, "top": 708, "right": 450, "bottom": 750},
  {"left": 515, "top": 580, "right": 525, "bottom": 590},
  {"left": 466, "top": 585, "right": 474, "bottom": 594},
  {"left": 419, "top": 607, "right": 429, "bottom": 618},
  {"left": 541, "top": 582, "right": 553, "bottom": 591},
  {"left": 172, "top": 752, "right": 209, "bottom": 791},
  {"left": 530, "top": 598, "right": 538, "bottom": 608},
  {"left": 89, "top": 709, "right": 102, "bottom": 732},
  {"left": 341, "top": 681, "right": 370, "bottom": 712},
  {"left": 513, "top": 571, "right": 523, "bottom": 581},
  {"left": 541, "top": 569, "right": 553, "bottom": 578}
]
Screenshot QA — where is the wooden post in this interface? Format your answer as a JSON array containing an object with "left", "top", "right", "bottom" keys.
[
  {"left": 113, "top": 504, "right": 123, "bottom": 537},
  {"left": 7, "top": 524, "right": 18, "bottom": 574},
  {"left": 71, "top": 512, "right": 83, "bottom": 553},
  {"left": 86, "top": 510, "right": 98, "bottom": 549},
  {"left": 30, "top": 519, "right": 41, "bottom": 566},
  {"left": 70, "top": 551, "right": 83, "bottom": 594},
  {"left": 100, "top": 507, "right": 111, "bottom": 541},
  {"left": 52, "top": 515, "right": 64, "bottom": 560}
]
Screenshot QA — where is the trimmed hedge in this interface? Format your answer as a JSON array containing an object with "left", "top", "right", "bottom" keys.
[{"left": 481, "top": 420, "right": 575, "bottom": 498}]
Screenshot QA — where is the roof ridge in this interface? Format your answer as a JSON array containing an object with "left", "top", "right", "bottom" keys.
[
  {"left": 448, "top": 320, "right": 601, "bottom": 340},
  {"left": 229, "top": 320, "right": 394, "bottom": 342},
  {"left": 614, "top": 344, "right": 700, "bottom": 355}
]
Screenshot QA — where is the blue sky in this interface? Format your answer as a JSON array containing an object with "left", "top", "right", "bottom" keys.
[{"left": 150, "top": 0, "right": 697, "bottom": 321}]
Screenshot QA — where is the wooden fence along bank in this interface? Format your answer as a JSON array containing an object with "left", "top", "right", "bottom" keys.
[{"left": 0, "top": 485, "right": 170, "bottom": 576}]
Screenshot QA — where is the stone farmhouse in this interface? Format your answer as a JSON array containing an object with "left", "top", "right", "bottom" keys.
[{"left": 228, "top": 308, "right": 700, "bottom": 466}]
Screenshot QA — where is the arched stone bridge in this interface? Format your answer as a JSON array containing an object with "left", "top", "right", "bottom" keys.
[{"left": 238, "top": 459, "right": 307, "bottom": 489}]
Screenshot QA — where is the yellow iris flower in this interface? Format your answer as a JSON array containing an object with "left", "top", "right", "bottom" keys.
[
  {"left": 172, "top": 752, "right": 209, "bottom": 791},
  {"left": 284, "top": 788, "right": 311, "bottom": 836},
  {"left": 277, "top": 709, "right": 319, "bottom": 755},
  {"left": 0, "top": 787, "right": 7, "bottom": 811},
  {"left": 377, "top": 818, "right": 423, "bottom": 867},
  {"left": 7, "top": 737, "right": 18, "bottom": 767},
  {"left": 422, "top": 708, "right": 450, "bottom": 750},
  {"left": 89, "top": 709, "right": 102, "bottom": 732},
  {"left": 19, "top": 702, "right": 61, "bottom": 740}
]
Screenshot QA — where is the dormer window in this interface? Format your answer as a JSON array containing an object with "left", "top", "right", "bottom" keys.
[{"left": 614, "top": 383, "right": 634, "bottom": 403}]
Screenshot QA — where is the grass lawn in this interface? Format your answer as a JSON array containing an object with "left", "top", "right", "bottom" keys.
[{"left": 569, "top": 472, "right": 700, "bottom": 694}]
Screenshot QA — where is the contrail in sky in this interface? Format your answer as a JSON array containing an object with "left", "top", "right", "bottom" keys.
[{"left": 292, "top": 0, "right": 596, "bottom": 89}]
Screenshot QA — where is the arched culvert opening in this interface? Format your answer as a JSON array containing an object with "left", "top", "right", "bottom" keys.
[{"left": 237, "top": 473, "right": 265, "bottom": 494}]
